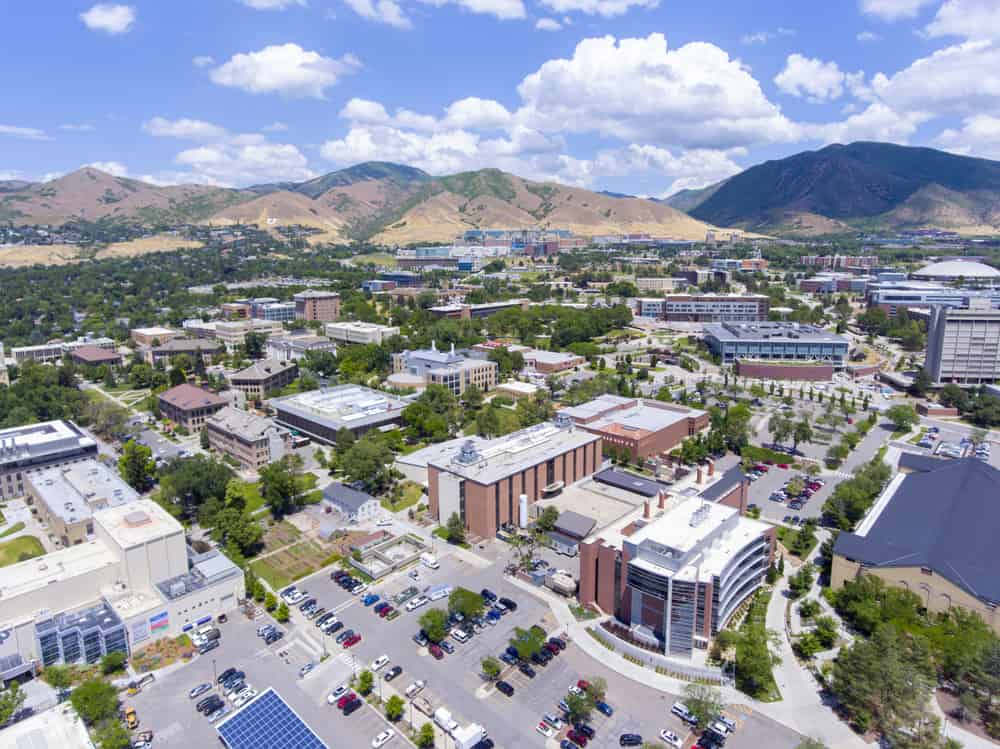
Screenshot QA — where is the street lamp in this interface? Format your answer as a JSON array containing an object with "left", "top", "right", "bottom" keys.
[{"left": 212, "top": 659, "right": 218, "bottom": 692}]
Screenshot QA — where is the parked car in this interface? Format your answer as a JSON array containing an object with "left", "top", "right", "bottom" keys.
[
  {"left": 343, "top": 699, "right": 363, "bottom": 716},
  {"left": 537, "top": 723, "right": 556, "bottom": 739},
  {"left": 428, "top": 643, "right": 444, "bottom": 659},
  {"left": 659, "top": 730, "right": 682, "bottom": 748},
  {"left": 440, "top": 640, "right": 455, "bottom": 654},
  {"left": 595, "top": 701, "right": 614, "bottom": 717},
  {"left": 404, "top": 680, "right": 426, "bottom": 698},
  {"left": 481, "top": 588, "right": 497, "bottom": 602},
  {"left": 519, "top": 663, "right": 536, "bottom": 678},
  {"left": 496, "top": 681, "right": 514, "bottom": 697},
  {"left": 384, "top": 666, "right": 403, "bottom": 682},
  {"left": 371, "top": 655, "right": 390, "bottom": 672},
  {"left": 327, "top": 685, "right": 349, "bottom": 704},
  {"left": 566, "top": 729, "right": 588, "bottom": 747},
  {"left": 671, "top": 702, "right": 696, "bottom": 724},
  {"left": 299, "top": 662, "right": 316, "bottom": 678},
  {"left": 336, "top": 692, "right": 357, "bottom": 709},
  {"left": 619, "top": 734, "right": 642, "bottom": 747},
  {"left": 189, "top": 683, "right": 211, "bottom": 699}
]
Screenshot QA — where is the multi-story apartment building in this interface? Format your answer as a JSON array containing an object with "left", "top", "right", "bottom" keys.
[
  {"left": 158, "top": 384, "right": 228, "bottom": 431},
  {"left": 579, "top": 498, "right": 774, "bottom": 657},
  {"left": 294, "top": 290, "right": 341, "bottom": 322},
  {"left": 229, "top": 359, "right": 299, "bottom": 399},
  {"left": 0, "top": 421, "right": 99, "bottom": 501},
  {"left": 325, "top": 321, "right": 401, "bottom": 345},
  {"left": 659, "top": 294, "right": 770, "bottom": 323},
  {"left": 206, "top": 407, "right": 289, "bottom": 470},
  {"left": 925, "top": 298, "right": 1000, "bottom": 385},
  {"left": 391, "top": 343, "right": 497, "bottom": 395},
  {"left": 26, "top": 460, "right": 138, "bottom": 547}
]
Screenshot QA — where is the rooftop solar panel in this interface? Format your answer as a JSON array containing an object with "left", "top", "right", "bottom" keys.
[
  {"left": 593, "top": 468, "right": 664, "bottom": 497},
  {"left": 217, "top": 689, "right": 327, "bottom": 749}
]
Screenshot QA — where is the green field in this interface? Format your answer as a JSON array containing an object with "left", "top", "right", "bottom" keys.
[
  {"left": 0, "top": 535, "right": 46, "bottom": 567},
  {"left": 0, "top": 522, "right": 26, "bottom": 539}
]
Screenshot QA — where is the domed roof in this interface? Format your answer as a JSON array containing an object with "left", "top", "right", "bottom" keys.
[{"left": 914, "top": 260, "right": 1000, "bottom": 279}]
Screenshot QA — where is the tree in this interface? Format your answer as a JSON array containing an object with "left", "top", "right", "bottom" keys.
[
  {"left": 448, "top": 587, "right": 485, "bottom": 620},
  {"left": 357, "top": 670, "right": 374, "bottom": 696},
  {"left": 95, "top": 721, "right": 131, "bottom": 749},
  {"left": 275, "top": 602, "right": 290, "bottom": 623},
  {"left": 886, "top": 404, "right": 918, "bottom": 432},
  {"left": 793, "top": 419, "right": 814, "bottom": 450},
  {"left": 445, "top": 512, "right": 466, "bottom": 545},
  {"left": 158, "top": 454, "right": 235, "bottom": 521},
  {"left": 341, "top": 436, "right": 395, "bottom": 493},
  {"left": 200, "top": 427, "right": 210, "bottom": 450},
  {"left": 70, "top": 678, "right": 118, "bottom": 726},
  {"left": 462, "top": 384, "right": 484, "bottom": 411},
  {"left": 481, "top": 656, "right": 502, "bottom": 680},
  {"left": 564, "top": 691, "right": 594, "bottom": 723},
  {"left": 769, "top": 414, "right": 793, "bottom": 446},
  {"left": 682, "top": 683, "right": 724, "bottom": 729},
  {"left": 44, "top": 665, "right": 74, "bottom": 691},
  {"left": 100, "top": 651, "right": 127, "bottom": 675},
  {"left": 536, "top": 505, "right": 559, "bottom": 533},
  {"left": 259, "top": 455, "right": 303, "bottom": 518},
  {"left": 510, "top": 626, "right": 546, "bottom": 660},
  {"left": 244, "top": 331, "right": 267, "bottom": 360},
  {"left": 0, "top": 682, "right": 26, "bottom": 726},
  {"left": 419, "top": 608, "right": 449, "bottom": 643},
  {"left": 385, "top": 694, "right": 405, "bottom": 721},
  {"left": 416, "top": 723, "right": 436, "bottom": 748},
  {"left": 264, "top": 592, "right": 277, "bottom": 612},
  {"left": 118, "top": 439, "right": 155, "bottom": 491},
  {"left": 585, "top": 676, "right": 607, "bottom": 704},
  {"left": 788, "top": 565, "right": 815, "bottom": 599},
  {"left": 909, "top": 368, "right": 932, "bottom": 398}
]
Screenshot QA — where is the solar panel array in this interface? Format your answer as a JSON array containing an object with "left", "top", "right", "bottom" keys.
[{"left": 217, "top": 689, "right": 327, "bottom": 749}]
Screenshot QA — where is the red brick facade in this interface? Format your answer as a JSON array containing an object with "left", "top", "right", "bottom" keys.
[{"left": 735, "top": 360, "right": 834, "bottom": 381}]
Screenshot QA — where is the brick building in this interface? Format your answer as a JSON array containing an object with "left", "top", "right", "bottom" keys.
[
  {"left": 206, "top": 407, "right": 289, "bottom": 470},
  {"left": 561, "top": 396, "right": 709, "bottom": 461},
  {"left": 229, "top": 359, "right": 299, "bottom": 399},
  {"left": 294, "top": 290, "right": 341, "bottom": 322},
  {"left": 158, "top": 384, "right": 227, "bottom": 431}
]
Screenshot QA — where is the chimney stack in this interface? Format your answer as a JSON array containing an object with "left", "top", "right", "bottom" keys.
[
  {"left": 708, "top": 459, "right": 715, "bottom": 477},
  {"left": 643, "top": 500, "right": 651, "bottom": 519},
  {"left": 658, "top": 489, "right": 666, "bottom": 510},
  {"left": 696, "top": 466, "right": 703, "bottom": 484}
]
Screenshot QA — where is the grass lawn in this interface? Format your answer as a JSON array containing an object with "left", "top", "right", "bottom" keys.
[
  {"left": 736, "top": 590, "right": 782, "bottom": 702},
  {"left": 432, "top": 526, "right": 471, "bottom": 549},
  {"left": 0, "top": 522, "right": 26, "bottom": 538},
  {"left": 908, "top": 428, "right": 928, "bottom": 445},
  {"left": 0, "top": 535, "right": 46, "bottom": 567},
  {"left": 775, "top": 526, "right": 818, "bottom": 560},
  {"left": 250, "top": 540, "right": 341, "bottom": 590},
  {"left": 381, "top": 481, "right": 424, "bottom": 512},
  {"left": 0, "top": 508, "right": 4, "bottom": 524},
  {"left": 359, "top": 252, "right": 397, "bottom": 267}
]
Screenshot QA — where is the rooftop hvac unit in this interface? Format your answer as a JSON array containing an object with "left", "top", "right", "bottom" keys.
[{"left": 169, "top": 581, "right": 187, "bottom": 597}]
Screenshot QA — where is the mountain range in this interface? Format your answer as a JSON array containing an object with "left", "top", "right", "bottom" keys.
[
  {"left": 0, "top": 162, "right": 713, "bottom": 244},
  {"left": 3, "top": 142, "right": 999, "bottom": 245},
  {"left": 682, "top": 142, "right": 1000, "bottom": 236}
]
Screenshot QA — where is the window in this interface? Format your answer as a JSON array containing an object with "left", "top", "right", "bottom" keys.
[{"left": 920, "top": 567, "right": 933, "bottom": 576}]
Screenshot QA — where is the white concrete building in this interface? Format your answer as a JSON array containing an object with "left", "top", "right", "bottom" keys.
[{"left": 325, "top": 321, "right": 401, "bottom": 345}]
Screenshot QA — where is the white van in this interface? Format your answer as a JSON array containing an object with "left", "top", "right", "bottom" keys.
[{"left": 420, "top": 553, "right": 439, "bottom": 570}]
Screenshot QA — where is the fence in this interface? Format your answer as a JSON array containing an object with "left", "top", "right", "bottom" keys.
[{"left": 588, "top": 625, "right": 730, "bottom": 685}]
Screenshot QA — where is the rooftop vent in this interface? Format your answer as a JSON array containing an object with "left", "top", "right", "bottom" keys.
[
  {"left": 454, "top": 440, "right": 483, "bottom": 465},
  {"left": 124, "top": 510, "right": 151, "bottom": 528}
]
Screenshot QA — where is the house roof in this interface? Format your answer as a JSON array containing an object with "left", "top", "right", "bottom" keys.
[
  {"left": 159, "top": 383, "right": 227, "bottom": 411},
  {"left": 834, "top": 458, "right": 1000, "bottom": 606},
  {"left": 323, "top": 482, "right": 376, "bottom": 513},
  {"left": 70, "top": 345, "right": 121, "bottom": 363},
  {"left": 231, "top": 359, "right": 297, "bottom": 383},
  {"left": 698, "top": 465, "right": 747, "bottom": 503},
  {"left": 554, "top": 510, "right": 596, "bottom": 539}
]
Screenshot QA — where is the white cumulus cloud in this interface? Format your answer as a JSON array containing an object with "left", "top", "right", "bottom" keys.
[
  {"left": 343, "top": 0, "right": 411, "bottom": 27},
  {"left": 143, "top": 117, "right": 228, "bottom": 140},
  {"left": 775, "top": 54, "right": 846, "bottom": 102},
  {"left": 79, "top": 4, "right": 135, "bottom": 34},
  {"left": 926, "top": 0, "right": 1000, "bottom": 41},
  {"left": 740, "top": 27, "right": 795, "bottom": 45},
  {"left": 192, "top": 55, "right": 216, "bottom": 68},
  {"left": 444, "top": 97, "right": 512, "bottom": 130},
  {"left": 934, "top": 114, "right": 1000, "bottom": 158},
  {"left": 210, "top": 43, "right": 360, "bottom": 98},
  {"left": 857, "top": 30, "right": 882, "bottom": 42},
  {"left": 84, "top": 161, "right": 129, "bottom": 177},
  {"left": 859, "top": 0, "right": 935, "bottom": 21},
  {"left": 419, "top": 0, "right": 526, "bottom": 20},
  {"left": 537, "top": 0, "right": 655, "bottom": 17},
  {"left": 239, "top": 0, "right": 306, "bottom": 8},
  {"left": 536, "top": 17, "right": 562, "bottom": 30}
]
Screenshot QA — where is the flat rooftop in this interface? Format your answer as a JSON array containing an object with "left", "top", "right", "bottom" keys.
[
  {"left": 425, "top": 421, "right": 600, "bottom": 485},
  {"left": 1, "top": 703, "right": 94, "bottom": 749},
  {"left": 0, "top": 420, "right": 97, "bottom": 468},
  {"left": 560, "top": 395, "right": 634, "bottom": 422},
  {"left": 94, "top": 499, "right": 183, "bottom": 549},
  {"left": 704, "top": 321, "right": 847, "bottom": 344},
  {"left": 209, "top": 407, "right": 283, "bottom": 440},
  {"left": 27, "top": 460, "right": 138, "bottom": 525},
  {"left": 326, "top": 321, "right": 398, "bottom": 331},
  {"left": 629, "top": 498, "right": 736, "bottom": 554},
  {"left": 0, "top": 540, "right": 119, "bottom": 603},
  {"left": 523, "top": 349, "right": 583, "bottom": 364},
  {"left": 271, "top": 385, "right": 407, "bottom": 430}
]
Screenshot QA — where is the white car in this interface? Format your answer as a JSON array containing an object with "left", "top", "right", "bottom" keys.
[
  {"left": 404, "top": 680, "right": 426, "bottom": 698},
  {"left": 710, "top": 720, "right": 732, "bottom": 736},
  {"left": 352, "top": 583, "right": 368, "bottom": 596},
  {"left": 536, "top": 722, "right": 556, "bottom": 738},
  {"left": 405, "top": 596, "right": 429, "bottom": 612},
  {"left": 232, "top": 689, "right": 257, "bottom": 708},
  {"left": 372, "top": 729, "right": 396, "bottom": 748},
  {"left": 671, "top": 702, "right": 695, "bottom": 723},
  {"left": 568, "top": 685, "right": 584, "bottom": 697},
  {"left": 659, "top": 729, "right": 682, "bottom": 748},
  {"left": 377, "top": 517, "right": 393, "bottom": 527},
  {"left": 542, "top": 714, "right": 564, "bottom": 730},
  {"left": 371, "top": 655, "right": 390, "bottom": 672},
  {"left": 327, "top": 685, "right": 349, "bottom": 704}
]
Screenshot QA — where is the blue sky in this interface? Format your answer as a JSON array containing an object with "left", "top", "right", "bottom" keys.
[{"left": 3, "top": 0, "right": 1000, "bottom": 196}]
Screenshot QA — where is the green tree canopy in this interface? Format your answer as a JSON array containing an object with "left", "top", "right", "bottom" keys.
[
  {"left": 118, "top": 439, "right": 155, "bottom": 491},
  {"left": 70, "top": 678, "right": 118, "bottom": 726},
  {"left": 419, "top": 608, "right": 449, "bottom": 643}
]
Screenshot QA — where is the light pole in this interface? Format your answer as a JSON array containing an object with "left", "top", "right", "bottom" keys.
[{"left": 212, "top": 659, "right": 218, "bottom": 692}]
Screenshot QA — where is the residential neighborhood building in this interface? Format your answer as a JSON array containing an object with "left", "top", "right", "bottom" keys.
[
  {"left": 579, "top": 497, "right": 774, "bottom": 657},
  {"left": 924, "top": 298, "right": 1000, "bottom": 385},
  {"left": 391, "top": 342, "right": 498, "bottom": 395},
  {"left": 420, "top": 420, "right": 603, "bottom": 538},
  {"left": 832, "top": 457, "right": 1000, "bottom": 634},
  {"left": 26, "top": 459, "right": 139, "bottom": 547},
  {"left": 0, "top": 420, "right": 99, "bottom": 501},
  {"left": 229, "top": 359, "right": 299, "bottom": 399},
  {"left": 325, "top": 321, "right": 401, "bottom": 345},
  {"left": 294, "top": 290, "right": 341, "bottom": 322},
  {"left": 271, "top": 385, "right": 408, "bottom": 445},
  {"left": 323, "top": 483, "right": 381, "bottom": 523},
  {"left": 561, "top": 395, "right": 709, "bottom": 460},
  {"left": 206, "top": 407, "right": 289, "bottom": 470},
  {"left": 158, "top": 384, "right": 228, "bottom": 431}
]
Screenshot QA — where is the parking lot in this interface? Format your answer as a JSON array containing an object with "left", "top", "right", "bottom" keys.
[
  {"left": 745, "top": 464, "right": 831, "bottom": 525},
  {"left": 130, "top": 543, "right": 806, "bottom": 749}
]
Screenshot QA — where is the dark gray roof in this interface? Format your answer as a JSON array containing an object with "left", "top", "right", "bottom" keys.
[
  {"left": 546, "top": 530, "right": 580, "bottom": 549},
  {"left": 323, "top": 482, "right": 376, "bottom": 513},
  {"left": 554, "top": 510, "right": 596, "bottom": 539},
  {"left": 593, "top": 468, "right": 666, "bottom": 497},
  {"left": 834, "top": 459, "right": 1000, "bottom": 606},
  {"left": 897, "top": 451, "right": 948, "bottom": 473},
  {"left": 698, "top": 465, "right": 747, "bottom": 503}
]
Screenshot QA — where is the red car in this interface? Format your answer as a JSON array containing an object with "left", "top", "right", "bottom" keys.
[
  {"left": 754, "top": 464, "right": 769, "bottom": 472},
  {"left": 336, "top": 692, "right": 357, "bottom": 709},
  {"left": 576, "top": 679, "right": 590, "bottom": 691},
  {"left": 777, "top": 463, "right": 790, "bottom": 469},
  {"left": 380, "top": 606, "right": 394, "bottom": 618},
  {"left": 343, "top": 634, "right": 362, "bottom": 648},
  {"left": 545, "top": 642, "right": 560, "bottom": 654},
  {"left": 429, "top": 643, "right": 444, "bottom": 660},
  {"left": 567, "top": 729, "right": 589, "bottom": 747}
]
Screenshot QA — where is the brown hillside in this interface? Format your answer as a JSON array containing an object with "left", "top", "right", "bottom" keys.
[{"left": 210, "top": 190, "right": 346, "bottom": 241}]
